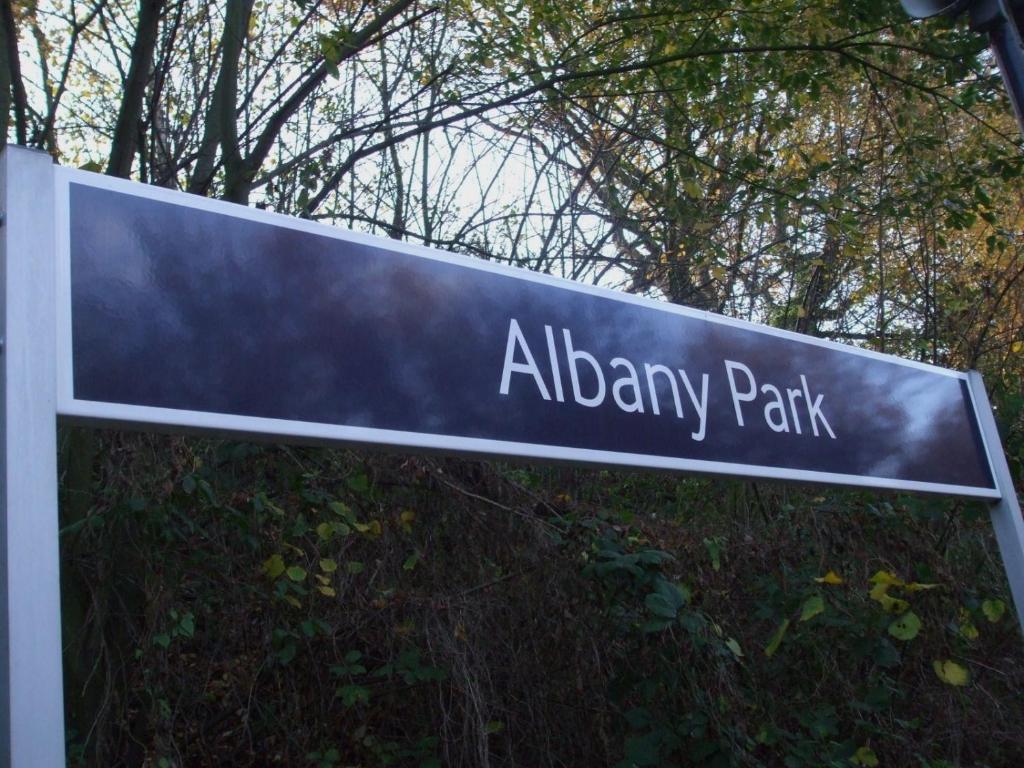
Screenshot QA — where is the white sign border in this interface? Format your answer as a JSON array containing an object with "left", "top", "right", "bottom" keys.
[{"left": 53, "top": 167, "right": 1001, "bottom": 500}]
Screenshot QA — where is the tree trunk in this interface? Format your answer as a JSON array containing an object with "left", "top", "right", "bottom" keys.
[
  {"left": 107, "top": 0, "right": 164, "bottom": 178},
  {"left": 1, "top": 0, "right": 27, "bottom": 145},
  {"left": 189, "top": 0, "right": 254, "bottom": 198}
]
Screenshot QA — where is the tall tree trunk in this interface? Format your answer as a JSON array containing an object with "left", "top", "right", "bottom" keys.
[
  {"left": 0, "top": 2, "right": 10, "bottom": 147},
  {"left": 188, "top": 0, "right": 254, "bottom": 198},
  {"left": 1, "top": 0, "right": 27, "bottom": 145},
  {"left": 107, "top": 0, "right": 164, "bottom": 177}
]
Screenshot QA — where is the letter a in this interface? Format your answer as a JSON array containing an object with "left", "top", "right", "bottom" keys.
[
  {"left": 499, "top": 319, "right": 551, "bottom": 400},
  {"left": 610, "top": 358, "right": 644, "bottom": 413},
  {"left": 761, "top": 384, "right": 790, "bottom": 433}
]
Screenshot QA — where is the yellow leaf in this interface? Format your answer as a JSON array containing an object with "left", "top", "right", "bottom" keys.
[
  {"left": 933, "top": 659, "right": 969, "bottom": 686},
  {"left": 354, "top": 520, "right": 383, "bottom": 538},
  {"left": 284, "top": 595, "right": 302, "bottom": 608},
  {"left": 262, "top": 554, "right": 285, "bottom": 579},
  {"left": 904, "top": 582, "right": 940, "bottom": 592},
  {"left": 399, "top": 509, "right": 416, "bottom": 532},
  {"left": 852, "top": 746, "right": 879, "bottom": 766},
  {"left": 815, "top": 570, "right": 844, "bottom": 585},
  {"left": 868, "top": 583, "right": 888, "bottom": 601},
  {"left": 869, "top": 575, "right": 909, "bottom": 613},
  {"left": 874, "top": 592, "right": 910, "bottom": 614},
  {"left": 315, "top": 574, "right": 331, "bottom": 585},
  {"left": 320, "top": 558, "right": 337, "bottom": 573},
  {"left": 316, "top": 522, "right": 334, "bottom": 541},
  {"left": 958, "top": 609, "right": 979, "bottom": 640},
  {"left": 317, "top": 585, "right": 336, "bottom": 597},
  {"left": 869, "top": 571, "right": 904, "bottom": 587}
]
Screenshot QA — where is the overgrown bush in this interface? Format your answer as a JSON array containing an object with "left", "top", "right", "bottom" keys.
[{"left": 59, "top": 429, "right": 1024, "bottom": 767}]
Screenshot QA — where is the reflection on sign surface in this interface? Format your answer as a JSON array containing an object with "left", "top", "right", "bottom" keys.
[{"left": 62, "top": 179, "right": 996, "bottom": 496}]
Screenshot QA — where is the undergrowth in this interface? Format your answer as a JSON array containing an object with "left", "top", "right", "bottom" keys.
[{"left": 59, "top": 429, "right": 1023, "bottom": 767}]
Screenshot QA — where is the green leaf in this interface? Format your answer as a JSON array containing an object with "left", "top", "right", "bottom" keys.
[
  {"left": 764, "top": 619, "right": 790, "bottom": 657},
  {"left": 346, "top": 474, "right": 370, "bottom": 494},
  {"left": 329, "top": 500, "right": 354, "bottom": 521},
  {"left": 319, "top": 558, "right": 337, "bottom": 573},
  {"left": 725, "top": 637, "right": 743, "bottom": 658},
  {"left": 702, "top": 537, "right": 722, "bottom": 570},
  {"left": 645, "top": 592, "right": 679, "bottom": 619},
  {"left": 888, "top": 611, "right": 921, "bottom": 641},
  {"left": 276, "top": 642, "right": 296, "bottom": 665},
  {"left": 982, "top": 599, "right": 1006, "bottom": 623},
  {"left": 799, "top": 595, "right": 825, "bottom": 622},
  {"left": 347, "top": 561, "right": 365, "bottom": 575},
  {"left": 286, "top": 566, "right": 307, "bottom": 582},
  {"left": 640, "top": 618, "right": 674, "bottom": 633},
  {"left": 624, "top": 733, "right": 660, "bottom": 766},
  {"left": 337, "top": 684, "right": 369, "bottom": 707},
  {"left": 403, "top": 552, "right": 420, "bottom": 571},
  {"left": 683, "top": 178, "right": 703, "bottom": 199}
]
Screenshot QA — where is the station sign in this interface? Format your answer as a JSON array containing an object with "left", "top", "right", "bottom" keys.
[{"left": 58, "top": 173, "right": 997, "bottom": 498}]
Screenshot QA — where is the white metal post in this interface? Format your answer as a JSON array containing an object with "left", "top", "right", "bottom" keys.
[
  {"left": 967, "top": 370, "right": 1024, "bottom": 636},
  {"left": 0, "top": 146, "right": 65, "bottom": 767}
]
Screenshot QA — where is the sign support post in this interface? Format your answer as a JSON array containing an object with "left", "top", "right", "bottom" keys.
[
  {"left": 967, "top": 371, "right": 1024, "bottom": 634},
  {"left": 0, "top": 146, "right": 65, "bottom": 767}
]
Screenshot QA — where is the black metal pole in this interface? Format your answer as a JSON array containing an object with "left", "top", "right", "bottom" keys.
[
  {"left": 980, "top": 0, "right": 1024, "bottom": 135},
  {"left": 901, "top": 0, "right": 1024, "bottom": 136}
]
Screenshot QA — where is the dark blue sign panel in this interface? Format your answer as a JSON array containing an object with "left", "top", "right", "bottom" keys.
[{"left": 56, "top": 174, "right": 997, "bottom": 498}]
